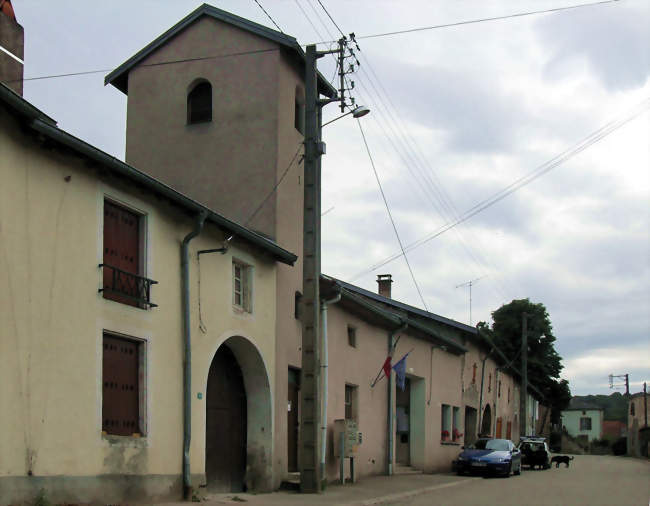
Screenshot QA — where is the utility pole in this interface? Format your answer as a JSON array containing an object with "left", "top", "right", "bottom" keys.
[
  {"left": 300, "top": 39, "right": 349, "bottom": 493},
  {"left": 455, "top": 276, "right": 485, "bottom": 325},
  {"left": 609, "top": 373, "right": 630, "bottom": 396},
  {"left": 519, "top": 312, "right": 528, "bottom": 438},
  {"left": 643, "top": 381, "right": 648, "bottom": 427}
]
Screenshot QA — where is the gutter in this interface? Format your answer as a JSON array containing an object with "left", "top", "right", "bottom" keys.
[
  {"left": 320, "top": 290, "right": 342, "bottom": 485},
  {"left": 11, "top": 113, "right": 296, "bottom": 266},
  {"left": 181, "top": 212, "right": 207, "bottom": 499}
]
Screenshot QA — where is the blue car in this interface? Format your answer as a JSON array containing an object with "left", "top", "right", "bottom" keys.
[{"left": 456, "top": 438, "right": 522, "bottom": 477}]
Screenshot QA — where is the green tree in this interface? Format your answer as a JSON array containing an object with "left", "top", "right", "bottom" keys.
[{"left": 480, "top": 298, "right": 571, "bottom": 424}]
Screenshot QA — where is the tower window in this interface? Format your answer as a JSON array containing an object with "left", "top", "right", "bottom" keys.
[{"left": 187, "top": 81, "right": 212, "bottom": 124}]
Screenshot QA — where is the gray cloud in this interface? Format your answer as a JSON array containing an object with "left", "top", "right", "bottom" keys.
[{"left": 536, "top": 1, "right": 650, "bottom": 91}]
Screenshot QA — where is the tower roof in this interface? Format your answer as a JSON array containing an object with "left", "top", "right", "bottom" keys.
[{"left": 105, "top": 3, "right": 337, "bottom": 98}]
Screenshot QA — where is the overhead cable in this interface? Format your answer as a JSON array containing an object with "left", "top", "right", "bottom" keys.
[
  {"left": 310, "top": 0, "right": 621, "bottom": 44},
  {"left": 252, "top": 0, "right": 284, "bottom": 33},
  {"left": 357, "top": 119, "right": 430, "bottom": 311},
  {"left": 5, "top": 48, "right": 280, "bottom": 84},
  {"left": 352, "top": 98, "right": 650, "bottom": 279}
]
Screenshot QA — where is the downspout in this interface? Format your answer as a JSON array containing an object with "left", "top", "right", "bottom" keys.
[
  {"left": 182, "top": 211, "right": 207, "bottom": 500},
  {"left": 320, "top": 291, "right": 342, "bottom": 485},
  {"left": 387, "top": 323, "right": 408, "bottom": 476},
  {"left": 493, "top": 369, "right": 500, "bottom": 438}
]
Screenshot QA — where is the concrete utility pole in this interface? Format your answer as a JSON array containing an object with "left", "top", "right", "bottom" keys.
[
  {"left": 643, "top": 381, "right": 648, "bottom": 427},
  {"left": 300, "top": 42, "right": 343, "bottom": 493},
  {"left": 519, "top": 312, "right": 528, "bottom": 438}
]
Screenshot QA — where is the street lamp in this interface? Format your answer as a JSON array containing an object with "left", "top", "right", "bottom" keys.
[{"left": 321, "top": 105, "right": 371, "bottom": 127}]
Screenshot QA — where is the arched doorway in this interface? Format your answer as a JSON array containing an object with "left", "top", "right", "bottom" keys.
[
  {"left": 481, "top": 404, "right": 492, "bottom": 436},
  {"left": 206, "top": 345, "right": 246, "bottom": 492},
  {"left": 205, "top": 336, "right": 273, "bottom": 493}
]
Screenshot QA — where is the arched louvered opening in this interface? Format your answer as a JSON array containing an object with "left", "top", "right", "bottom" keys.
[{"left": 187, "top": 80, "right": 212, "bottom": 124}]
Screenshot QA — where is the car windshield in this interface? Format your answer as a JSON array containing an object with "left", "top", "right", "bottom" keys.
[{"left": 470, "top": 439, "right": 510, "bottom": 451}]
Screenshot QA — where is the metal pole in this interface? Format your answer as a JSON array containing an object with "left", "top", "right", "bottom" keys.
[
  {"left": 519, "top": 313, "right": 528, "bottom": 438},
  {"left": 339, "top": 432, "right": 345, "bottom": 484},
  {"left": 300, "top": 44, "right": 323, "bottom": 493},
  {"left": 643, "top": 381, "right": 648, "bottom": 427},
  {"left": 181, "top": 212, "right": 207, "bottom": 499}
]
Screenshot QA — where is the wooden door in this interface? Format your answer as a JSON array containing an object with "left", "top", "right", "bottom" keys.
[
  {"left": 496, "top": 417, "right": 503, "bottom": 438},
  {"left": 287, "top": 368, "right": 300, "bottom": 472},
  {"left": 206, "top": 346, "right": 247, "bottom": 492},
  {"left": 506, "top": 421, "right": 512, "bottom": 440}
]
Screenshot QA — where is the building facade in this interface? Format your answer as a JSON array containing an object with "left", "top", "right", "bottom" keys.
[
  {"left": 561, "top": 399, "right": 604, "bottom": 444},
  {"left": 0, "top": 82, "right": 296, "bottom": 504},
  {"left": 627, "top": 391, "right": 649, "bottom": 457}
]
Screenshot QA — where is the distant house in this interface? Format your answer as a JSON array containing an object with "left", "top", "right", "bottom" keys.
[
  {"left": 561, "top": 398, "right": 604, "bottom": 443},
  {"left": 627, "top": 391, "right": 649, "bottom": 457}
]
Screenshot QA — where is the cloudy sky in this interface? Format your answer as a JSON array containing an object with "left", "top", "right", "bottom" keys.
[{"left": 14, "top": 0, "right": 649, "bottom": 396}]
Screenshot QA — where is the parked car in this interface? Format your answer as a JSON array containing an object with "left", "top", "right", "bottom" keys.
[
  {"left": 518, "top": 437, "right": 551, "bottom": 469},
  {"left": 456, "top": 438, "right": 522, "bottom": 476}
]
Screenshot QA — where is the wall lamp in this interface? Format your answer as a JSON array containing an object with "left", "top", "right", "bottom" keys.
[{"left": 322, "top": 105, "right": 370, "bottom": 127}]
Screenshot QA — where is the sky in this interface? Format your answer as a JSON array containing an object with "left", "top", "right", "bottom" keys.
[{"left": 12, "top": 0, "right": 649, "bottom": 396}]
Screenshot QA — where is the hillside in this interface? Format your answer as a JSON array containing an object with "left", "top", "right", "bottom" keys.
[{"left": 572, "top": 392, "right": 628, "bottom": 422}]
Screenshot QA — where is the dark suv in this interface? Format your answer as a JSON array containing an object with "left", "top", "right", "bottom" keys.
[{"left": 518, "top": 437, "right": 551, "bottom": 470}]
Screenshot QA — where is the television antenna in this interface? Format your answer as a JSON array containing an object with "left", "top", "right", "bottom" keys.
[{"left": 455, "top": 276, "right": 486, "bottom": 325}]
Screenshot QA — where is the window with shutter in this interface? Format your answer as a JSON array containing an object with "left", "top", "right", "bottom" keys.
[{"left": 102, "top": 333, "right": 143, "bottom": 436}]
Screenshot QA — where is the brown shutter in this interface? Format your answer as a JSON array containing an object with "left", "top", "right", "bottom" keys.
[
  {"left": 103, "top": 334, "right": 140, "bottom": 436},
  {"left": 103, "top": 201, "right": 141, "bottom": 306}
]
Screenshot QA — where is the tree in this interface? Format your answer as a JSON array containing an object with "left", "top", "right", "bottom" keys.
[{"left": 479, "top": 298, "right": 571, "bottom": 424}]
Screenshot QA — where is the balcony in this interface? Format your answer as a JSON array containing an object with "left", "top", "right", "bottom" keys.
[{"left": 99, "top": 264, "right": 158, "bottom": 308}]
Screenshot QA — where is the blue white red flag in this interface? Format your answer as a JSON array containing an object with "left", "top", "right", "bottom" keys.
[{"left": 392, "top": 352, "right": 410, "bottom": 391}]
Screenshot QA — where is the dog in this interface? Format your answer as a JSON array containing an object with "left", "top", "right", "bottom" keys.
[{"left": 550, "top": 455, "right": 574, "bottom": 468}]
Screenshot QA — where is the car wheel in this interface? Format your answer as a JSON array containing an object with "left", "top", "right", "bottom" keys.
[
  {"left": 514, "top": 462, "right": 521, "bottom": 475},
  {"left": 505, "top": 462, "right": 513, "bottom": 478}
]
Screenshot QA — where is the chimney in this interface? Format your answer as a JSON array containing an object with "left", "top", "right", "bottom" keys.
[
  {"left": 377, "top": 274, "right": 393, "bottom": 299},
  {"left": 0, "top": 0, "right": 24, "bottom": 96}
]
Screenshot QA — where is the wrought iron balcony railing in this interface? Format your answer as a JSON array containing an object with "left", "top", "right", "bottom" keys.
[{"left": 99, "top": 264, "right": 158, "bottom": 308}]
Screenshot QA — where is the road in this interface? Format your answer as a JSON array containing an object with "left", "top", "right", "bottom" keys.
[{"left": 384, "top": 455, "right": 650, "bottom": 506}]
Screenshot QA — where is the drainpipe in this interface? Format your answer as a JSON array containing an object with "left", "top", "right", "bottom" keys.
[
  {"left": 493, "top": 369, "right": 500, "bottom": 438},
  {"left": 320, "top": 291, "right": 342, "bottom": 485},
  {"left": 182, "top": 211, "right": 207, "bottom": 500},
  {"left": 387, "top": 323, "right": 408, "bottom": 476}
]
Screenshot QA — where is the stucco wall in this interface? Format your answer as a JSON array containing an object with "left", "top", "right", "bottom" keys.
[
  {"left": 562, "top": 409, "right": 603, "bottom": 442},
  {"left": 0, "top": 110, "right": 280, "bottom": 503},
  {"left": 124, "top": 16, "right": 280, "bottom": 239}
]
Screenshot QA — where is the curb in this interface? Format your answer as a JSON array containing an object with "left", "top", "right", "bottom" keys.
[{"left": 341, "top": 477, "right": 481, "bottom": 506}]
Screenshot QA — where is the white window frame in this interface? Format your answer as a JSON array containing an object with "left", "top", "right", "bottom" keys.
[{"left": 232, "top": 259, "right": 252, "bottom": 312}]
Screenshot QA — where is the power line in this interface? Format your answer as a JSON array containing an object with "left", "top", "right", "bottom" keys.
[
  {"left": 5, "top": 47, "right": 280, "bottom": 84},
  {"left": 353, "top": 98, "right": 650, "bottom": 279},
  {"left": 252, "top": 0, "right": 284, "bottom": 33},
  {"left": 357, "top": 119, "right": 430, "bottom": 311},
  {"left": 244, "top": 143, "right": 304, "bottom": 228},
  {"left": 316, "top": 0, "right": 346, "bottom": 38},
  {"left": 311, "top": 0, "right": 621, "bottom": 44}
]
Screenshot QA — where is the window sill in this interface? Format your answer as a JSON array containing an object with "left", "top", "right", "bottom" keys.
[
  {"left": 441, "top": 441, "right": 461, "bottom": 446},
  {"left": 102, "top": 432, "right": 148, "bottom": 448}
]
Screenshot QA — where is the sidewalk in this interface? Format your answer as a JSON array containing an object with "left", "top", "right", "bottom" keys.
[{"left": 160, "top": 473, "right": 479, "bottom": 506}]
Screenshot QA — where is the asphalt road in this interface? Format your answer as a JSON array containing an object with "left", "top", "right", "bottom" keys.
[{"left": 384, "top": 455, "right": 650, "bottom": 506}]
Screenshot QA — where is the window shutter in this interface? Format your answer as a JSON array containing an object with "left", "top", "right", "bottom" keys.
[{"left": 103, "top": 334, "right": 140, "bottom": 436}]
